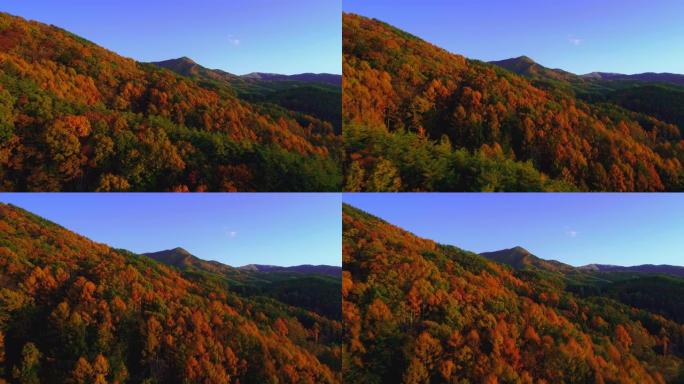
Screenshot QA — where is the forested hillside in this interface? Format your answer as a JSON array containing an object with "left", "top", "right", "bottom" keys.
[
  {"left": 342, "top": 13, "right": 684, "bottom": 191},
  {"left": 144, "top": 247, "right": 343, "bottom": 321},
  {"left": 489, "top": 56, "right": 684, "bottom": 138},
  {"left": 342, "top": 204, "right": 684, "bottom": 383},
  {"left": 153, "top": 57, "right": 343, "bottom": 134},
  {"left": 0, "top": 203, "right": 341, "bottom": 383},
  {"left": 0, "top": 12, "right": 341, "bottom": 192}
]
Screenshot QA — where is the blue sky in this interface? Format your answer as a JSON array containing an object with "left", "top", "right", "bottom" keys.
[
  {"left": 344, "top": 194, "right": 684, "bottom": 267},
  {"left": 344, "top": 0, "right": 684, "bottom": 75},
  {"left": 2, "top": 0, "right": 341, "bottom": 75},
  {"left": 0, "top": 193, "right": 341, "bottom": 267}
]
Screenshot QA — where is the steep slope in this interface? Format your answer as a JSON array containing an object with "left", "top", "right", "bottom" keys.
[
  {"left": 0, "top": 203, "right": 341, "bottom": 383},
  {"left": 0, "top": 12, "right": 342, "bottom": 191},
  {"left": 343, "top": 13, "right": 684, "bottom": 191},
  {"left": 343, "top": 204, "right": 684, "bottom": 383}
]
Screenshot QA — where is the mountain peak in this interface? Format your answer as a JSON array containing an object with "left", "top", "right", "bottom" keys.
[
  {"left": 154, "top": 56, "right": 197, "bottom": 66},
  {"left": 480, "top": 246, "right": 575, "bottom": 273},
  {"left": 515, "top": 55, "right": 535, "bottom": 63},
  {"left": 178, "top": 56, "right": 196, "bottom": 63},
  {"left": 171, "top": 246, "right": 192, "bottom": 255},
  {"left": 143, "top": 247, "right": 197, "bottom": 268}
]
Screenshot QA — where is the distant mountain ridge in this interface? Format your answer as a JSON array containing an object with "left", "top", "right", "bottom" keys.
[
  {"left": 241, "top": 72, "right": 342, "bottom": 86},
  {"left": 152, "top": 57, "right": 341, "bottom": 86},
  {"left": 579, "top": 263, "right": 684, "bottom": 277},
  {"left": 239, "top": 264, "right": 342, "bottom": 277},
  {"left": 143, "top": 247, "right": 341, "bottom": 277},
  {"left": 480, "top": 246, "right": 684, "bottom": 279},
  {"left": 581, "top": 71, "right": 684, "bottom": 86},
  {"left": 490, "top": 55, "right": 684, "bottom": 86}
]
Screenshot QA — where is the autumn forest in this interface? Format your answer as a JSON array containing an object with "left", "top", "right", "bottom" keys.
[
  {"left": 0, "top": 12, "right": 342, "bottom": 192},
  {"left": 3, "top": 1, "right": 684, "bottom": 383},
  {"left": 342, "top": 13, "right": 684, "bottom": 192},
  {"left": 0, "top": 202, "right": 342, "bottom": 383},
  {"left": 343, "top": 204, "right": 684, "bottom": 383}
]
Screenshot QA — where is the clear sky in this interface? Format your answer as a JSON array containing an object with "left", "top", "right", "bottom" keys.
[
  {"left": 0, "top": 193, "right": 341, "bottom": 267},
  {"left": 343, "top": 193, "right": 684, "bottom": 267},
  {"left": 344, "top": 0, "right": 684, "bottom": 75},
  {"left": 2, "top": 0, "right": 341, "bottom": 75}
]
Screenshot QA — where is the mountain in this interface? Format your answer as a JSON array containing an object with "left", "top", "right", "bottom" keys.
[
  {"left": 490, "top": 57, "right": 684, "bottom": 88},
  {"left": 580, "top": 263, "right": 684, "bottom": 277},
  {"left": 241, "top": 72, "right": 342, "bottom": 86},
  {"left": 343, "top": 203, "right": 684, "bottom": 382},
  {"left": 0, "top": 12, "right": 342, "bottom": 192},
  {"left": 143, "top": 247, "right": 236, "bottom": 274},
  {"left": 0, "top": 203, "right": 341, "bottom": 383},
  {"left": 480, "top": 246, "right": 576, "bottom": 273},
  {"left": 144, "top": 247, "right": 342, "bottom": 320},
  {"left": 489, "top": 56, "right": 578, "bottom": 82},
  {"left": 582, "top": 72, "right": 684, "bottom": 86},
  {"left": 153, "top": 57, "right": 343, "bottom": 133},
  {"left": 481, "top": 247, "right": 684, "bottom": 279},
  {"left": 143, "top": 247, "right": 341, "bottom": 278},
  {"left": 490, "top": 57, "right": 684, "bottom": 134},
  {"left": 238, "top": 264, "right": 342, "bottom": 277},
  {"left": 152, "top": 58, "right": 342, "bottom": 87},
  {"left": 343, "top": 13, "right": 684, "bottom": 192},
  {"left": 151, "top": 57, "right": 239, "bottom": 82}
]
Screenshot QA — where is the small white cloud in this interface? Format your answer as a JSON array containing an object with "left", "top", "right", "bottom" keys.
[
  {"left": 565, "top": 229, "right": 578, "bottom": 238},
  {"left": 228, "top": 231, "right": 238, "bottom": 238},
  {"left": 568, "top": 37, "right": 583, "bottom": 46},
  {"left": 228, "top": 35, "right": 240, "bottom": 46}
]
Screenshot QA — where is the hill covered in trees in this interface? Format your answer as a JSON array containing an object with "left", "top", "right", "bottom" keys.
[
  {"left": 0, "top": 12, "right": 342, "bottom": 192},
  {"left": 143, "top": 247, "right": 342, "bottom": 321},
  {"left": 0, "top": 203, "right": 341, "bottom": 383},
  {"left": 342, "top": 13, "right": 684, "bottom": 191},
  {"left": 342, "top": 204, "right": 684, "bottom": 383},
  {"left": 489, "top": 56, "right": 684, "bottom": 138},
  {"left": 152, "top": 57, "right": 342, "bottom": 134}
]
